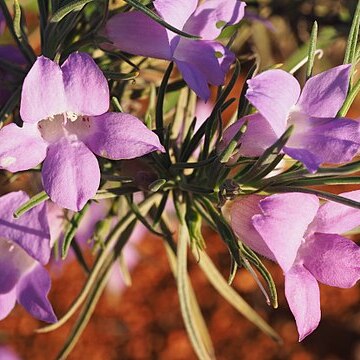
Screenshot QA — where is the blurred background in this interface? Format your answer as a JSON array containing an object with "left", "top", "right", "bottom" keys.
[{"left": 0, "top": 0, "right": 360, "bottom": 359}]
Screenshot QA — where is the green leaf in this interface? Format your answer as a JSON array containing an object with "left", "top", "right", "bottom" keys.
[
  {"left": 62, "top": 203, "right": 90, "bottom": 259},
  {"left": 177, "top": 202, "right": 215, "bottom": 360},
  {"left": 282, "top": 27, "right": 336, "bottom": 73},
  {"left": 13, "top": 0, "right": 36, "bottom": 62},
  {"left": 343, "top": 1, "right": 360, "bottom": 65},
  {"left": 338, "top": 77, "right": 360, "bottom": 116},
  {"left": 237, "top": 62, "right": 257, "bottom": 119},
  {"left": 124, "top": 0, "right": 201, "bottom": 40},
  {"left": 268, "top": 185, "right": 360, "bottom": 210},
  {"left": 280, "top": 176, "right": 360, "bottom": 186},
  {"left": 180, "top": 61, "right": 240, "bottom": 162},
  {"left": 236, "top": 126, "right": 293, "bottom": 183},
  {"left": 163, "top": 240, "right": 215, "bottom": 358},
  {"left": 13, "top": 191, "right": 50, "bottom": 218},
  {"left": 0, "top": 0, "right": 35, "bottom": 63},
  {"left": 196, "top": 249, "right": 281, "bottom": 342},
  {"left": 50, "top": 0, "right": 95, "bottom": 22},
  {"left": 156, "top": 61, "right": 174, "bottom": 145},
  {"left": 306, "top": 21, "right": 318, "bottom": 79},
  {"left": 36, "top": 194, "right": 161, "bottom": 334},
  {"left": 218, "top": 121, "right": 248, "bottom": 163},
  {"left": 104, "top": 70, "right": 139, "bottom": 81},
  {"left": 239, "top": 244, "right": 278, "bottom": 308}
]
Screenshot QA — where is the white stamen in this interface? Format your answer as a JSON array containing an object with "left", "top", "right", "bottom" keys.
[{"left": 66, "top": 111, "right": 78, "bottom": 122}]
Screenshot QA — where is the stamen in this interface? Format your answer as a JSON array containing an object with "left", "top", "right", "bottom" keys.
[{"left": 66, "top": 111, "right": 78, "bottom": 122}]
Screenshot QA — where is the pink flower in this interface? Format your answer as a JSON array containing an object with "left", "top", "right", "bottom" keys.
[
  {"left": 0, "top": 52, "right": 164, "bottom": 211},
  {"left": 230, "top": 191, "right": 360, "bottom": 340},
  {"left": 221, "top": 65, "right": 360, "bottom": 172},
  {"left": 0, "top": 191, "right": 56, "bottom": 323},
  {"left": 105, "top": 0, "right": 245, "bottom": 100}
]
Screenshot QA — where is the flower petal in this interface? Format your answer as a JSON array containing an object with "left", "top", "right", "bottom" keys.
[
  {"left": 20, "top": 56, "right": 67, "bottom": 124},
  {"left": 0, "top": 238, "right": 35, "bottom": 294},
  {"left": 229, "top": 195, "right": 276, "bottom": 261},
  {"left": 175, "top": 59, "right": 210, "bottom": 100},
  {"left": 302, "top": 233, "right": 360, "bottom": 288},
  {"left": 184, "top": 0, "right": 246, "bottom": 40},
  {"left": 0, "top": 191, "right": 51, "bottom": 265},
  {"left": 16, "top": 264, "right": 57, "bottom": 323},
  {"left": 154, "top": 0, "right": 197, "bottom": 31},
  {"left": 220, "top": 113, "right": 278, "bottom": 157},
  {"left": 105, "top": 11, "right": 171, "bottom": 60},
  {"left": 174, "top": 39, "right": 230, "bottom": 86},
  {"left": 252, "top": 193, "right": 319, "bottom": 272},
  {"left": 85, "top": 112, "right": 164, "bottom": 160},
  {"left": 42, "top": 138, "right": 100, "bottom": 211},
  {"left": 246, "top": 69, "right": 300, "bottom": 137},
  {"left": 46, "top": 202, "right": 65, "bottom": 247},
  {"left": 61, "top": 52, "right": 109, "bottom": 116},
  {"left": 297, "top": 65, "right": 351, "bottom": 118},
  {"left": 285, "top": 116, "right": 360, "bottom": 173},
  {"left": 285, "top": 264, "right": 321, "bottom": 341},
  {"left": 174, "top": 39, "right": 232, "bottom": 99},
  {"left": 0, "top": 288, "right": 16, "bottom": 321},
  {"left": 310, "top": 190, "right": 360, "bottom": 234},
  {"left": 0, "top": 123, "right": 47, "bottom": 172}
]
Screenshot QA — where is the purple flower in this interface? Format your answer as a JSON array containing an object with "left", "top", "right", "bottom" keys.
[
  {"left": 105, "top": 0, "right": 246, "bottom": 100},
  {"left": 229, "top": 191, "right": 360, "bottom": 340},
  {"left": 0, "top": 52, "right": 165, "bottom": 211},
  {"left": 0, "top": 191, "right": 56, "bottom": 323},
  {"left": 221, "top": 65, "right": 360, "bottom": 172}
]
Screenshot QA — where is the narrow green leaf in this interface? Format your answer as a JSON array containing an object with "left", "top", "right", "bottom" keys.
[
  {"left": 111, "top": 96, "right": 123, "bottom": 112},
  {"left": 13, "top": 191, "right": 50, "bottom": 218},
  {"left": 196, "top": 250, "right": 281, "bottom": 342},
  {"left": 236, "top": 126, "right": 293, "bottom": 183},
  {"left": 219, "top": 121, "right": 248, "bottom": 163},
  {"left": 56, "top": 253, "right": 114, "bottom": 359},
  {"left": 50, "top": 0, "right": 95, "bottom": 22},
  {"left": 338, "top": 77, "right": 360, "bottom": 116},
  {"left": 240, "top": 244, "right": 278, "bottom": 308},
  {"left": 148, "top": 178, "right": 166, "bottom": 192},
  {"left": 37, "top": 194, "right": 161, "bottom": 334},
  {"left": 269, "top": 186, "right": 360, "bottom": 210},
  {"left": 156, "top": 61, "right": 174, "bottom": 144},
  {"left": 104, "top": 70, "right": 139, "bottom": 81},
  {"left": 62, "top": 203, "right": 90, "bottom": 259},
  {"left": 177, "top": 202, "right": 214, "bottom": 360},
  {"left": 282, "top": 27, "right": 336, "bottom": 73},
  {"left": 13, "top": 0, "right": 36, "bottom": 62},
  {"left": 118, "top": 251, "right": 132, "bottom": 287},
  {"left": 124, "top": 0, "right": 200, "bottom": 39},
  {"left": 306, "top": 21, "right": 318, "bottom": 79},
  {"left": 180, "top": 97, "right": 235, "bottom": 162},
  {"left": 71, "top": 240, "right": 90, "bottom": 274},
  {"left": 0, "top": 0, "right": 34, "bottom": 63},
  {"left": 344, "top": 1, "right": 360, "bottom": 65},
  {"left": 163, "top": 240, "right": 215, "bottom": 358},
  {"left": 237, "top": 62, "right": 257, "bottom": 119},
  {"left": 281, "top": 176, "right": 360, "bottom": 186},
  {"left": 171, "top": 156, "right": 217, "bottom": 169}
]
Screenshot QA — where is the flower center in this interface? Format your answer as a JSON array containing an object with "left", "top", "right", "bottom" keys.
[{"left": 37, "top": 112, "right": 92, "bottom": 144}]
